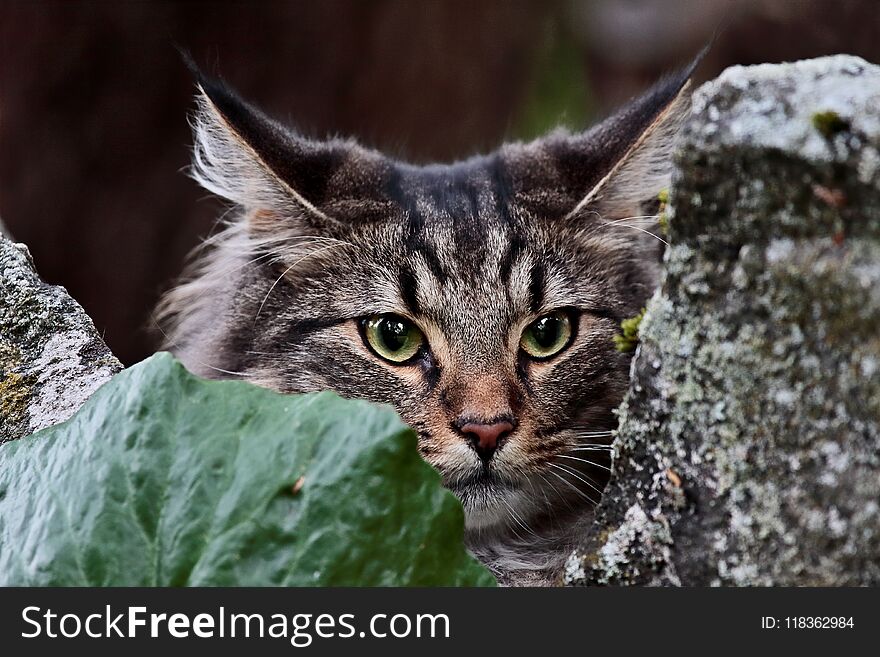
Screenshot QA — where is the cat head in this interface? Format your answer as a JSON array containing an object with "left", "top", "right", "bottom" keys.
[{"left": 158, "top": 57, "right": 695, "bottom": 534}]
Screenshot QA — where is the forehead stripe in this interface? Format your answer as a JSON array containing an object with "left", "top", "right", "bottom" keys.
[
  {"left": 487, "top": 152, "right": 515, "bottom": 227},
  {"left": 528, "top": 262, "right": 545, "bottom": 313},
  {"left": 498, "top": 233, "right": 524, "bottom": 283},
  {"left": 398, "top": 266, "right": 421, "bottom": 315}
]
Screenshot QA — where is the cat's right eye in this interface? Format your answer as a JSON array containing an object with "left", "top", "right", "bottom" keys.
[
  {"left": 520, "top": 310, "right": 574, "bottom": 360},
  {"left": 361, "top": 313, "right": 425, "bottom": 364}
]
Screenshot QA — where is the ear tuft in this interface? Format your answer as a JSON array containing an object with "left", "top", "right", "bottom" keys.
[
  {"left": 182, "top": 56, "right": 392, "bottom": 238},
  {"left": 187, "top": 66, "right": 338, "bottom": 229}
]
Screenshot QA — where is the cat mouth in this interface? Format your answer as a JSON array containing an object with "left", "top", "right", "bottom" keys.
[
  {"left": 446, "top": 453, "right": 528, "bottom": 487},
  {"left": 450, "top": 466, "right": 505, "bottom": 491}
]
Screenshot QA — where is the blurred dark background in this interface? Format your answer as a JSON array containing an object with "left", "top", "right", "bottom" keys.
[{"left": 1, "top": 0, "right": 878, "bottom": 365}]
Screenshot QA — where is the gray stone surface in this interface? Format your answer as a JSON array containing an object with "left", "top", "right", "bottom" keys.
[
  {"left": 1, "top": 236, "right": 121, "bottom": 443},
  {"left": 566, "top": 55, "right": 880, "bottom": 585}
]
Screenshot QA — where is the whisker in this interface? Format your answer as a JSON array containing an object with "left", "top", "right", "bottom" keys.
[
  {"left": 557, "top": 454, "right": 612, "bottom": 472},
  {"left": 548, "top": 463, "right": 605, "bottom": 496},
  {"left": 495, "top": 495, "right": 528, "bottom": 542},
  {"left": 178, "top": 235, "right": 353, "bottom": 292},
  {"left": 254, "top": 262, "right": 299, "bottom": 324},
  {"left": 500, "top": 496, "right": 538, "bottom": 539},
  {"left": 546, "top": 469, "right": 599, "bottom": 506},
  {"left": 525, "top": 475, "right": 556, "bottom": 522},
  {"left": 253, "top": 243, "right": 344, "bottom": 323},
  {"left": 535, "top": 471, "right": 574, "bottom": 513},
  {"left": 578, "top": 207, "right": 668, "bottom": 246},
  {"left": 199, "top": 251, "right": 282, "bottom": 283},
  {"left": 604, "top": 214, "right": 660, "bottom": 225},
  {"left": 600, "top": 220, "right": 669, "bottom": 246},
  {"left": 150, "top": 316, "right": 254, "bottom": 378}
]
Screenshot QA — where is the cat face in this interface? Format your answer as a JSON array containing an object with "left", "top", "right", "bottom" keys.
[
  {"left": 243, "top": 168, "right": 641, "bottom": 531},
  {"left": 158, "top": 59, "right": 694, "bottom": 534}
]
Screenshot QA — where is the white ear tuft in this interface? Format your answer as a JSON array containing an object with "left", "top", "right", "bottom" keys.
[{"left": 189, "top": 87, "right": 332, "bottom": 225}]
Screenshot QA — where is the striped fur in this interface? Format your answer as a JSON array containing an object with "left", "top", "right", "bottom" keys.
[{"left": 156, "top": 59, "right": 696, "bottom": 586}]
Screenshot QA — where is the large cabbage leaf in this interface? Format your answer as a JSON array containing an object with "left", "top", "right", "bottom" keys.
[{"left": 0, "top": 352, "right": 495, "bottom": 586}]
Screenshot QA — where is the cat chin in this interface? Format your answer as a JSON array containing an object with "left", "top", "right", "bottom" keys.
[
  {"left": 462, "top": 500, "right": 506, "bottom": 533},
  {"left": 457, "top": 486, "right": 539, "bottom": 534}
]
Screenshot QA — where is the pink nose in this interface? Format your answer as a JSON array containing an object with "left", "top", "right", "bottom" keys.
[{"left": 459, "top": 421, "right": 515, "bottom": 462}]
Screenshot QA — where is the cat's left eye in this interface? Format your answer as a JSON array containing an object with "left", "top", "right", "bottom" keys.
[
  {"left": 520, "top": 310, "right": 573, "bottom": 360},
  {"left": 361, "top": 313, "right": 425, "bottom": 364}
]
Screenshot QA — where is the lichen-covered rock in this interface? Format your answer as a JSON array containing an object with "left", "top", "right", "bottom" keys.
[
  {"left": 567, "top": 55, "right": 880, "bottom": 586},
  {"left": 1, "top": 236, "right": 121, "bottom": 443}
]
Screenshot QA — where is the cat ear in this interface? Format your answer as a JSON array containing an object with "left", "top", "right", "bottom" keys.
[
  {"left": 185, "top": 58, "right": 387, "bottom": 236},
  {"left": 504, "top": 53, "right": 702, "bottom": 224},
  {"left": 563, "top": 64, "right": 696, "bottom": 222}
]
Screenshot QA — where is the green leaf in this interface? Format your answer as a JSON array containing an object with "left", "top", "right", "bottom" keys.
[{"left": 0, "top": 353, "right": 495, "bottom": 586}]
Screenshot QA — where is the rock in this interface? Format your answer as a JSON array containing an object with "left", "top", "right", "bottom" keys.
[
  {"left": 566, "top": 55, "right": 880, "bottom": 586},
  {"left": 1, "top": 235, "right": 122, "bottom": 443}
]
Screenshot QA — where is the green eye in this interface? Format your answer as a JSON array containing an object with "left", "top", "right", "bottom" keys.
[
  {"left": 520, "top": 311, "right": 573, "bottom": 360},
  {"left": 362, "top": 313, "right": 424, "bottom": 363}
]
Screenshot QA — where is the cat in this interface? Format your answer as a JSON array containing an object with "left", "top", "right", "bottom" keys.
[{"left": 157, "top": 55, "right": 696, "bottom": 586}]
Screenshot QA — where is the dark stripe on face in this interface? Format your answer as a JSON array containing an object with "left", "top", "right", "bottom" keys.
[
  {"left": 398, "top": 266, "right": 421, "bottom": 315},
  {"left": 586, "top": 306, "right": 623, "bottom": 324},
  {"left": 528, "top": 261, "right": 545, "bottom": 313},
  {"left": 404, "top": 220, "right": 447, "bottom": 284},
  {"left": 490, "top": 156, "right": 528, "bottom": 298},
  {"left": 284, "top": 316, "right": 347, "bottom": 346},
  {"left": 416, "top": 167, "right": 486, "bottom": 256},
  {"left": 403, "top": 201, "right": 427, "bottom": 256},
  {"left": 514, "top": 355, "right": 536, "bottom": 396},
  {"left": 386, "top": 166, "right": 449, "bottom": 285},
  {"left": 487, "top": 153, "right": 514, "bottom": 227},
  {"left": 418, "top": 350, "right": 441, "bottom": 392},
  {"left": 498, "top": 233, "right": 524, "bottom": 283},
  {"left": 385, "top": 165, "right": 420, "bottom": 223},
  {"left": 417, "top": 244, "right": 448, "bottom": 285},
  {"left": 450, "top": 182, "right": 484, "bottom": 254}
]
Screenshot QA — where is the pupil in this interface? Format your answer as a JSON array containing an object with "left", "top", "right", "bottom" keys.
[
  {"left": 380, "top": 318, "right": 408, "bottom": 351},
  {"left": 534, "top": 316, "right": 559, "bottom": 348}
]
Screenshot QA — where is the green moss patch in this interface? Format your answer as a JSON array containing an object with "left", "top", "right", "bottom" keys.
[
  {"left": 613, "top": 308, "right": 646, "bottom": 353},
  {"left": 811, "top": 110, "right": 849, "bottom": 137}
]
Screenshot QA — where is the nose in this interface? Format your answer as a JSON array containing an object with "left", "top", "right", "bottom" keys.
[{"left": 457, "top": 419, "right": 515, "bottom": 463}]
